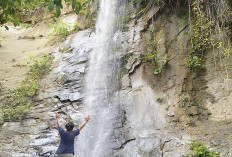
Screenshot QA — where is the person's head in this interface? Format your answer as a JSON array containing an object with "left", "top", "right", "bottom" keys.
[{"left": 65, "top": 122, "right": 74, "bottom": 131}]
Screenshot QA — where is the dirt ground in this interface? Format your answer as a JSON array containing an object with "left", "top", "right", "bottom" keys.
[{"left": 0, "top": 13, "right": 77, "bottom": 90}]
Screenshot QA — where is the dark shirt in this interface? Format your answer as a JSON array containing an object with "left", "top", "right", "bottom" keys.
[{"left": 56, "top": 127, "right": 80, "bottom": 154}]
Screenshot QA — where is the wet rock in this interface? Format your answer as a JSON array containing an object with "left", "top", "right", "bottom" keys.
[
  {"left": 30, "top": 138, "right": 56, "bottom": 146},
  {"left": 129, "top": 60, "right": 141, "bottom": 74},
  {"left": 137, "top": 137, "right": 162, "bottom": 156},
  {"left": 121, "top": 74, "right": 131, "bottom": 89},
  {"left": 56, "top": 91, "right": 82, "bottom": 102},
  {"left": 146, "top": 6, "right": 160, "bottom": 19},
  {"left": 63, "top": 64, "right": 86, "bottom": 74},
  {"left": 125, "top": 56, "right": 141, "bottom": 74},
  {"left": 10, "top": 152, "right": 32, "bottom": 157},
  {"left": 66, "top": 81, "right": 82, "bottom": 89},
  {"left": 1, "top": 122, "right": 21, "bottom": 133},
  {"left": 64, "top": 72, "right": 82, "bottom": 83},
  {"left": 57, "top": 103, "right": 64, "bottom": 108},
  {"left": 3, "top": 4, "right": 230, "bottom": 156},
  {"left": 0, "top": 24, "right": 92, "bottom": 157},
  {"left": 70, "top": 112, "right": 85, "bottom": 124},
  {"left": 39, "top": 145, "right": 57, "bottom": 156},
  {"left": 126, "top": 56, "right": 136, "bottom": 70},
  {"left": 69, "top": 50, "right": 89, "bottom": 64}
]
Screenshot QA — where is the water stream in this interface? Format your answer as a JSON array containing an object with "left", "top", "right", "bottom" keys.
[{"left": 75, "top": 0, "right": 125, "bottom": 156}]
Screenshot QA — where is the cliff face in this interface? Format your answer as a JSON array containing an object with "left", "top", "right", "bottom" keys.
[
  {"left": 0, "top": 2, "right": 232, "bottom": 157},
  {"left": 115, "top": 3, "right": 232, "bottom": 156},
  {"left": 112, "top": 5, "right": 191, "bottom": 156},
  {"left": 115, "top": 3, "right": 232, "bottom": 157}
]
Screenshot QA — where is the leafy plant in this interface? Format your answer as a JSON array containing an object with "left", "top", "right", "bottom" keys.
[
  {"left": 73, "top": 22, "right": 80, "bottom": 32},
  {"left": 61, "top": 75, "right": 66, "bottom": 85},
  {"left": 185, "top": 1, "right": 211, "bottom": 69},
  {"left": 144, "top": 52, "right": 156, "bottom": 61},
  {"left": 154, "top": 57, "right": 168, "bottom": 75},
  {"left": 144, "top": 52, "right": 167, "bottom": 75},
  {"left": 189, "top": 140, "right": 219, "bottom": 157},
  {"left": 79, "top": 0, "right": 98, "bottom": 29},
  {"left": 0, "top": 0, "right": 84, "bottom": 27},
  {"left": 20, "top": 23, "right": 31, "bottom": 29},
  {"left": 190, "top": 1, "right": 212, "bottom": 55},
  {"left": 180, "top": 94, "right": 188, "bottom": 102},
  {"left": 156, "top": 95, "right": 163, "bottom": 102},
  {"left": 50, "top": 21, "right": 70, "bottom": 38},
  {"left": 187, "top": 0, "right": 232, "bottom": 73},
  {"left": 186, "top": 56, "right": 202, "bottom": 68},
  {"left": 143, "top": 26, "right": 168, "bottom": 75},
  {"left": 165, "top": 106, "right": 169, "bottom": 111}
]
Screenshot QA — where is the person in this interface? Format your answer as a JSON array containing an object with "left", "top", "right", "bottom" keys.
[{"left": 55, "top": 112, "right": 90, "bottom": 157}]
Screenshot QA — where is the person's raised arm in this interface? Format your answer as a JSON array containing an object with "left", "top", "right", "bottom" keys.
[
  {"left": 56, "top": 113, "right": 61, "bottom": 128},
  {"left": 79, "top": 115, "right": 90, "bottom": 130}
]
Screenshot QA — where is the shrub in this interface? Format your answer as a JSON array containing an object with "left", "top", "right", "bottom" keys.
[
  {"left": 50, "top": 21, "right": 70, "bottom": 39},
  {"left": 186, "top": 56, "right": 202, "bottom": 68},
  {"left": 189, "top": 141, "right": 219, "bottom": 157}
]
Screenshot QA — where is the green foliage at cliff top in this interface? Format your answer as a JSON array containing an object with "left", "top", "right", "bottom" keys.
[{"left": 0, "top": 0, "right": 89, "bottom": 28}]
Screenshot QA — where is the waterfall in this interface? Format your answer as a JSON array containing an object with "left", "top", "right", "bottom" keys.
[{"left": 75, "top": 0, "right": 125, "bottom": 156}]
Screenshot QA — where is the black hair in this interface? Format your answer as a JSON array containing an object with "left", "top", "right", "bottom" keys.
[{"left": 65, "top": 122, "right": 74, "bottom": 131}]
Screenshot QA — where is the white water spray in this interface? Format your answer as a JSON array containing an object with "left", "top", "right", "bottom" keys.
[{"left": 75, "top": 0, "right": 125, "bottom": 156}]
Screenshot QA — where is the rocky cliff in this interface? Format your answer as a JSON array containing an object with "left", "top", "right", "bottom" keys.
[{"left": 0, "top": 1, "right": 232, "bottom": 157}]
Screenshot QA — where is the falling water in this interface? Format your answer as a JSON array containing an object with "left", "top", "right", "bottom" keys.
[{"left": 75, "top": 0, "right": 125, "bottom": 156}]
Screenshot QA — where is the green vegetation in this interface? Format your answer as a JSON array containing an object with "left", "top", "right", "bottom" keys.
[
  {"left": 155, "top": 95, "right": 163, "bottom": 102},
  {"left": 143, "top": 26, "right": 167, "bottom": 75},
  {"left": 180, "top": 94, "right": 188, "bottom": 102},
  {"left": 131, "top": 0, "right": 164, "bottom": 18},
  {"left": 189, "top": 140, "right": 219, "bottom": 157},
  {"left": 46, "top": 0, "right": 97, "bottom": 43},
  {"left": 190, "top": 1, "right": 212, "bottom": 54},
  {"left": 165, "top": 106, "right": 169, "bottom": 111},
  {"left": 73, "top": 21, "right": 80, "bottom": 32},
  {"left": 20, "top": 23, "right": 31, "bottom": 29},
  {"left": 50, "top": 20, "right": 70, "bottom": 39},
  {"left": 79, "top": 0, "right": 98, "bottom": 29},
  {"left": 0, "top": 0, "right": 84, "bottom": 27},
  {"left": 60, "top": 75, "right": 66, "bottom": 85},
  {"left": 154, "top": 57, "right": 168, "bottom": 74},
  {"left": 48, "top": 20, "right": 82, "bottom": 43},
  {"left": 187, "top": 1, "right": 211, "bottom": 68},
  {"left": 143, "top": 52, "right": 167, "bottom": 75},
  {"left": 0, "top": 53, "right": 54, "bottom": 125},
  {"left": 187, "top": 0, "right": 232, "bottom": 72},
  {"left": 22, "top": 53, "right": 54, "bottom": 96},
  {"left": 186, "top": 56, "right": 202, "bottom": 68}
]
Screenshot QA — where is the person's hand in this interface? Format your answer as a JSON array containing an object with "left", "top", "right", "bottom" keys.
[
  {"left": 85, "top": 115, "right": 90, "bottom": 122},
  {"left": 56, "top": 113, "right": 60, "bottom": 119}
]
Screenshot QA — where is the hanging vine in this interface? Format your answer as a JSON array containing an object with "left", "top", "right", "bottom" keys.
[{"left": 187, "top": 0, "right": 232, "bottom": 91}]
